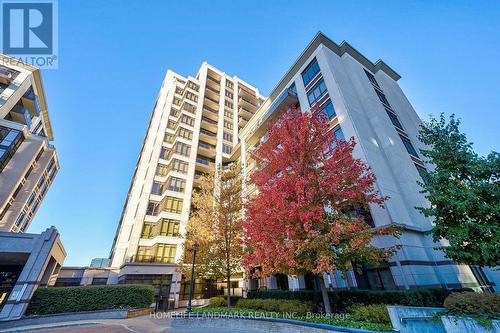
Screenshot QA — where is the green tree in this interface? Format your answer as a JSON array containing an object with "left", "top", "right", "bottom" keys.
[
  {"left": 417, "top": 114, "right": 500, "bottom": 267},
  {"left": 182, "top": 163, "right": 244, "bottom": 307}
]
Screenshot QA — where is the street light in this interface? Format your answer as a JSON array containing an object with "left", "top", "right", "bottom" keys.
[{"left": 186, "top": 242, "right": 199, "bottom": 314}]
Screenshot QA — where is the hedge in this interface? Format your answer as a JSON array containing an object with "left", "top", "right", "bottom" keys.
[
  {"left": 444, "top": 292, "right": 500, "bottom": 316},
  {"left": 247, "top": 288, "right": 460, "bottom": 312},
  {"left": 237, "top": 298, "right": 313, "bottom": 316},
  {"left": 26, "top": 285, "right": 155, "bottom": 315}
]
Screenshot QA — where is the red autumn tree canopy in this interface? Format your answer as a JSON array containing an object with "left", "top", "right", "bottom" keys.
[{"left": 243, "top": 107, "right": 397, "bottom": 276}]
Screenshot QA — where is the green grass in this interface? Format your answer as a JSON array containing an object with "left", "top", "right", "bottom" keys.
[{"left": 192, "top": 307, "right": 392, "bottom": 332}]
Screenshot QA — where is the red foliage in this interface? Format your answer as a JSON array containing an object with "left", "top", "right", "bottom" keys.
[{"left": 243, "top": 107, "right": 396, "bottom": 276}]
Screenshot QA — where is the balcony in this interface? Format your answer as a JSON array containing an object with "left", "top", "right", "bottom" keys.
[
  {"left": 238, "top": 86, "right": 257, "bottom": 100},
  {"left": 202, "top": 105, "right": 219, "bottom": 122},
  {"left": 238, "top": 106, "right": 254, "bottom": 118},
  {"left": 239, "top": 116, "right": 249, "bottom": 127},
  {"left": 201, "top": 116, "right": 218, "bottom": 132},
  {"left": 198, "top": 141, "right": 216, "bottom": 158},
  {"left": 239, "top": 96, "right": 259, "bottom": 109},
  {"left": 199, "top": 128, "right": 217, "bottom": 145},
  {"left": 204, "top": 96, "right": 219, "bottom": 111},
  {"left": 206, "top": 76, "right": 220, "bottom": 91},
  {"left": 196, "top": 156, "right": 214, "bottom": 172}
]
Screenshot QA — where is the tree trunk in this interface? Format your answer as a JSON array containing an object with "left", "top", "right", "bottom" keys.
[
  {"left": 226, "top": 271, "right": 231, "bottom": 307},
  {"left": 316, "top": 274, "right": 332, "bottom": 314}
]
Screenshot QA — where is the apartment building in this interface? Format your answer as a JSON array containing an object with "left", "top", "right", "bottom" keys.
[
  {"left": 108, "top": 32, "right": 495, "bottom": 309},
  {"left": 239, "top": 32, "right": 494, "bottom": 292},
  {"left": 109, "top": 62, "right": 264, "bottom": 309},
  {"left": 0, "top": 55, "right": 59, "bottom": 232},
  {"left": 0, "top": 56, "right": 65, "bottom": 321}
]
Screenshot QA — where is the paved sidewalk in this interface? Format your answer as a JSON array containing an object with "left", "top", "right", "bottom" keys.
[{"left": 0, "top": 314, "right": 255, "bottom": 333}]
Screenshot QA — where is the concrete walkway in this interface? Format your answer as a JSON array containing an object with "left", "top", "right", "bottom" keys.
[{"left": 0, "top": 314, "right": 256, "bottom": 333}]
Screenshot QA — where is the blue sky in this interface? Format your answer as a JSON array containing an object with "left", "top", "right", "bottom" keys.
[{"left": 29, "top": 1, "right": 500, "bottom": 266}]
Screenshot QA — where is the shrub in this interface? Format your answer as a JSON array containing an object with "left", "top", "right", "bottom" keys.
[
  {"left": 237, "top": 298, "right": 313, "bottom": 316},
  {"left": 444, "top": 292, "right": 500, "bottom": 316},
  {"left": 350, "top": 304, "right": 390, "bottom": 324},
  {"left": 248, "top": 288, "right": 453, "bottom": 312},
  {"left": 208, "top": 296, "right": 227, "bottom": 307},
  {"left": 26, "top": 285, "right": 154, "bottom": 315}
]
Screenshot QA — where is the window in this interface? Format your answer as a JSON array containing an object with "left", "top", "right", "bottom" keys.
[
  {"left": 159, "top": 147, "right": 169, "bottom": 159},
  {"left": 162, "top": 196, "right": 183, "bottom": 214},
  {"left": 47, "top": 158, "right": 55, "bottom": 171},
  {"left": 171, "top": 159, "right": 188, "bottom": 174},
  {"left": 174, "top": 142, "right": 191, "bottom": 157},
  {"left": 160, "top": 219, "right": 180, "bottom": 236},
  {"left": 224, "top": 110, "right": 233, "bottom": 118},
  {"left": 170, "top": 108, "right": 179, "bottom": 117},
  {"left": 319, "top": 100, "right": 336, "bottom": 120},
  {"left": 415, "top": 163, "right": 428, "bottom": 185},
  {"left": 364, "top": 69, "right": 380, "bottom": 88},
  {"left": 226, "top": 80, "right": 234, "bottom": 89},
  {"left": 289, "top": 82, "right": 297, "bottom": 95},
  {"left": 141, "top": 223, "right": 154, "bottom": 239},
  {"left": 399, "top": 134, "right": 419, "bottom": 157},
  {"left": 224, "top": 121, "right": 233, "bottom": 130},
  {"left": 167, "top": 176, "right": 185, "bottom": 192},
  {"left": 223, "top": 131, "right": 233, "bottom": 142},
  {"left": 175, "top": 87, "right": 183, "bottom": 95},
  {"left": 151, "top": 182, "right": 164, "bottom": 195},
  {"left": 156, "top": 164, "right": 168, "bottom": 176},
  {"left": 187, "top": 81, "right": 199, "bottom": 92},
  {"left": 182, "top": 102, "right": 196, "bottom": 114},
  {"left": 156, "top": 244, "right": 177, "bottom": 263},
  {"left": 164, "top": 133, "right": 175, "bottom": 143},
  {"left": 223, "top": 144, "right": 232, "bottom": 154},
  {"left": 375, "top": 90, "right": 391, "bottom": 107},
  {"left": 386, "top": 109, "right": 404, "bottom": 130},
  {"left": 178, "top": 127, "right": 193, "bottom": 140},
  {"left": 302, "top": 58, "right": 320, "bottom": 86},
  {"left": 186, "top": 91, "right": 198, "bottom": 102},
  {"left": 0, "top": 126, "right": 24, "bottom": 172},
  {"left": 332, "top": 126, "right": 345, "bottom": 149},
  {"left": 307, "top": 79, "right": 327, "bottom": 106},
  {"left": 224, "top": 100, "right": 233, "bottom": 109},
  {"left": 167, "top": 120, "right": 176, "bottom": 130},
  {"left": 180, "top": 114, "right": 195, "bottom": 127},
  {"left": 146, "top": 201, "right": 160, "bottom": 215},
  {"left": 225, "top": 91, "right": 233, "bottom": 99}
]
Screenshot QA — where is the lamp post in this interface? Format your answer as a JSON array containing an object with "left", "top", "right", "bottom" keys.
[{"left": 186, "top": 243, "right": 199, "bottom": 313}]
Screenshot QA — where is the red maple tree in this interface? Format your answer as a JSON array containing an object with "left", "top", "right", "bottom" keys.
[{"left": 243, "top": 107, "right": 397, "bottom": 313}]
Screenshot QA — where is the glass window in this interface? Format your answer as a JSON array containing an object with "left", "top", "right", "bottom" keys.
[
  {"left": 223, "top": 132, "right": 233, "bottom": 142},
  {"left": 399, "top": 134, "right": 419, "bottom": 157},
  {"left": 307, "top": 79, "right": 328, "bottom": 106},
  {"left": 141, "top": 223, "right": 154, "bottom": 239},
  {"left": 156, "top": 244, "right": 177, "bottom": 263},
  {"left": 180, "top": 115, "right": 195, "bottom": 127},
  {"left": 415, "top": 163, "right": 428, "bottom": 185},
  {"left": 223, "top": 144, "right": 232, "bottom": 154},
  {"left": 151, "top": 182, "right": 164, "bottom": 195},
  {"left": 160, "top": 219, "right": 180, "bottom": 237},
  {"left": 364, "top": 69, "right": 380, "bottom": 88},
  {"left": 301, "top": 58, "right": 320, "bottom": 86},
  {"left": 386, "top": 109, "right": 403, "bottom": 130},
  {"left": 319, "top": 100, "right": 336, "bottom": 120},
  {"left": 167, "top": 177, "right": 185, "bottom": 192},
  {"left": 171, "top": 159, "right": 188, "bottom": 174},
  {"left": 178, "top": 127, "right": 193, "bottom": 140},
  {"left": 162, "top": 196, "right": 183, "bottom": 214},
  {"left": 174, "top": 142, "right": 191, "bottom": 157},
  {"left": 146, "top": 201, "right": 160, "bottom": 216},
  {"left": 332, "top": 126, "right": 345, "bottom": 149},
  {"left": 376, "top": 90, "right": 391, "bottom": 107}
]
